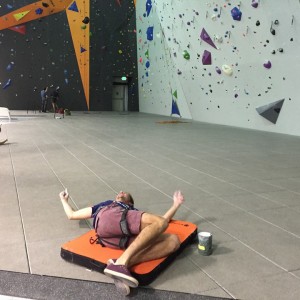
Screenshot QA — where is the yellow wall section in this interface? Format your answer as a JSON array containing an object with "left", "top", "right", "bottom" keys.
[{"left": 66, "top": 0, "right": 90, "bottom": 110}]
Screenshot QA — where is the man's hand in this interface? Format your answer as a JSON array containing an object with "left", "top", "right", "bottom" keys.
[
  {"left": 173, "top": 190, "right": 184, "bottom": 208},
  {"left": 163, "top": 190, "right": 184, "bottom": 222},
  {"left": 59, "top": 188, "right": 69, "bottom": 201}
]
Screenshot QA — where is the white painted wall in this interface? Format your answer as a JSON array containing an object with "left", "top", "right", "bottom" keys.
[{"left": 136, "top": 0, "right": 300, "bottom": 136}]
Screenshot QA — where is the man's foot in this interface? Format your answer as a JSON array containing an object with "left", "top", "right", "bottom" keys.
[
  {"left": 106, "top": 259, "right": 131, "bottom": 295},
  {"left": 104, "top": 264, "right": 138, "bottom": 288}
]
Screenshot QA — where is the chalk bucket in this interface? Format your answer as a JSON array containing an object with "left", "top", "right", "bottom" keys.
[{"left": 198, "top": 232, "right": 212, "bottom": 256}]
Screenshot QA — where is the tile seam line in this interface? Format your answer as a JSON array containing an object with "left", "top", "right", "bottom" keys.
[{"left": 7, "top": 142, "right": 31, "bottom": 274}]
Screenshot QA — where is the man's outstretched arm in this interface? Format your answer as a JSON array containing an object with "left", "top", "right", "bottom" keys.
[
  {"left": 162, "top": 190, "right": 184, "bottom": 223},
  {"left": 59, "top": 189, "right": 92, "bottom": 220}
]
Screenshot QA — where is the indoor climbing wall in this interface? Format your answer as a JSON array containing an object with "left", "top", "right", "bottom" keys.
[
  {"left": 89, "top": 0, "right": 138, "bottom": 111},
  {"left": 136, "top": 0, "right": 300, "bottom": 136},
  {"left": 0, "top": 0, "right": 138, "bottom": 111}
]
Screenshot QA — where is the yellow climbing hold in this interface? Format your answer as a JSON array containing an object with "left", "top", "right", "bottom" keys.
[{"left": 13, "top": 11, "right": 30, "bottom": 21}]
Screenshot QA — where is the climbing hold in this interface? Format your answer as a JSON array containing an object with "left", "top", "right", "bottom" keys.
[
  {"left": 270, "top": 22, "right": 276, "bottom": 35},
  {"left": 82, "top": 17, "right": 90, "bottom": 24},
  {"left": 35, "top": 8, "right": 43, "bottom": 15},
  {"left": 3, "top": 79, "right": 12, "bottom": 90},
  {"left": 183, "top": 50, "right": 190, "bottom": 60},
  {"left": 146, "top": 26, "right": 154, "bottom": 41},
  {"left": 231, "top": 7, "right": 242, "bottom": 21},
  {"left": 256, "top": 99, "right": 285, "bottom": 124},
  {"left": 13, "top": 11, "right": 30, "bottom": 21},
  {"left": 171, "top": 99, "right": 181, "bottom": 116},
  {"left": 215, "top": 66, "right": 222, "bottom": 74},
  {"left": 6, "top": 63, "right": 14, "bottom": 71},
  {"left": 211, "top": 14, "right": 217, "bottom": 21},
  {"left": 200, "top": 28, "right": 217, "bottom": 49},
  {"left": 68, "top": 1, "right": 79, "bottom": 12},
  {"left": 214, "top": 34, "right": 223, "bottom": 43},
  {"left": 145, "top": 0, "right": 152, "bottom": 17},
  {"left": 222, "top": 65, "right": 233, "bottom": 76},
  {"left": 263, "top": 60, "right": 272, "bottom": 69},
  {"left": 80, "top": 46, "right": 87, "bottom": 53},
  {"left": 202, "top": 50, "right": 212, "bottom": 65}
]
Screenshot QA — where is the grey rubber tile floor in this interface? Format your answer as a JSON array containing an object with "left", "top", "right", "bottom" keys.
[{"left": 0, "top": 111, "right": 300, "bottom": 299}]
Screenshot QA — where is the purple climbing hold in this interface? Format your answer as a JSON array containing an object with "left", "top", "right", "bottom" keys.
[
  {"left": 80, "top": 46, "right": 87, "bottom": 53},
  {"left": 200, "top": 28, "right": 217, "bottom": 49},
  {"left": 202, "top": 50, "right": 212, "bottom": 65},
  {"left": 215, "top": 66, "right": 222, "bottom": 74},
  {"left": 251, "top": 1, "right": 259, "bottom": 8},
  {"left": 263, "top": 60, "right": 272, "bottom": 69}
]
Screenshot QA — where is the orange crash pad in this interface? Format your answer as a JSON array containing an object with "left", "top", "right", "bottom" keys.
[{"left": 61, "top": 220, "right": 197, "bottom": 286}]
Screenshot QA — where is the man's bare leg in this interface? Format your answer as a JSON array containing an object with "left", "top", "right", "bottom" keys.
[
  {"left": 114, "top": 213, "right": 169, "bottom": 267},
  {"left": 104, "top": 213, "right": 169, "bottom": 287},
  {"left": 127, "top": 233, "right": 180, "bottom": 267}
]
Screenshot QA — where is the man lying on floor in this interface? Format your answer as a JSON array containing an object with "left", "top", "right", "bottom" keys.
[{"left": 59, "top": 189, "right": 184, "bottom": 295}]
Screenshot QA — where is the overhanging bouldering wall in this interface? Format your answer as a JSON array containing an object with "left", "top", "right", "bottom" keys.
[
  {"left": 136, "top": 0, "right": 300, "bottom": 136},
  {"left": 0, "top": 0, "right": 138, "bottom": 111},
  {"left": 0, "top": 0, "right": 87, "bottom": 111}
]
